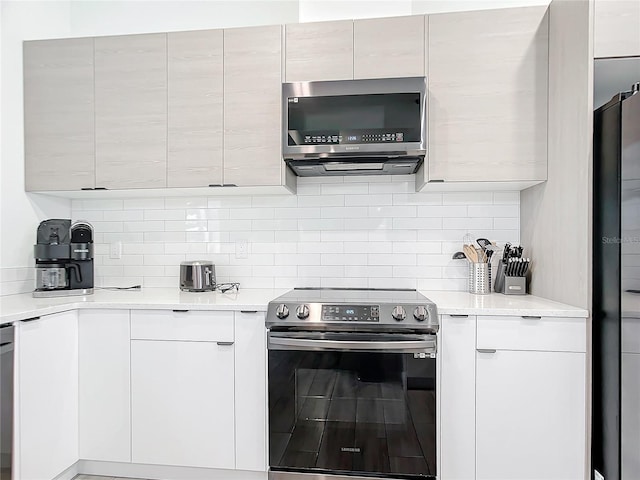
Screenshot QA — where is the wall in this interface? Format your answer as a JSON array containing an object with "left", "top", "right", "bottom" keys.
[
  {"left": 0, "top": 1, "right": 73, "bottom": 295},
  {"left": 72, "top": 177, "right": 520, "bottom": 291}
]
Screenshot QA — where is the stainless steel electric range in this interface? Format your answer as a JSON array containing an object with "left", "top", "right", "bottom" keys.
[{"left": 266, "top": 288, "right": 439, "bottom": 480}]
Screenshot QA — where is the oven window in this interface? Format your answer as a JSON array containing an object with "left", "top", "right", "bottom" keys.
[
  {"left": 287, "top": 93, "right": 422, "bottom": 145},
  {"left": 268, "top": 350, "right": 436, "bottom": 478}
]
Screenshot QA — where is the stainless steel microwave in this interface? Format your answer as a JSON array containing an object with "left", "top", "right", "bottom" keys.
[{"left": 282, "top": 77, "right": 427, "bottom": 176}]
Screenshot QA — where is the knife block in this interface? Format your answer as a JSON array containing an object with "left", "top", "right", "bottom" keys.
[{"left": 503, "top": 276, "right": 527, "bottom": 295}]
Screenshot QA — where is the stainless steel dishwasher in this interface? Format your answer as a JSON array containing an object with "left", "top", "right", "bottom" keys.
[{"left": 0, "top": 324, "right": 14, "bottom": 480}]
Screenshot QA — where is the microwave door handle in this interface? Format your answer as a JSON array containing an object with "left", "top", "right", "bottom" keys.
[{"left": 267, "top": 335, "right": 436, "bottom": 354}]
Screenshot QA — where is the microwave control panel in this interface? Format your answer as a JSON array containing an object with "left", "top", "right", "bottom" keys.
[
  {"left": 301, "top": 132, "right": 404, "bottom": 145},
  {"left": 321, "top": 304, "right": 380, "bottom": 322}
]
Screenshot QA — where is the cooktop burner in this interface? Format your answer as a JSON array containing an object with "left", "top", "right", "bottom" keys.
[{"left": 266, "top": 287, "right": 439, "bottom": 332}]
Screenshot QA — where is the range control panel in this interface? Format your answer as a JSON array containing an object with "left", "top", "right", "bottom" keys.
[{"left": 321, "top": 304, "right": 379, "bottom": 322}]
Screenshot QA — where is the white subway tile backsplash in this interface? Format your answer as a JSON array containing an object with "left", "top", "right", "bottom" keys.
[
  {"left": 468, "top": 205, "right": 519, "bottom": 218},
  {"left": 104, "top": 210, "right": 144, "bottom": 221},
  {"left": 146, "top": 209, "right": 187, "bottom": 221},
  {"left": 298, "top": 195, "right": 345, "bottom": 207},
  {"left": 345, "top": 194, "right": 393, "bottom": 206},
  {"left": 124, "top": 198, "right": 164, "bottom": 210},
  {"left": 493, "top": 192, "right": 520, "bottom": 204},
  {"left": 417, "top": 205, "right": 467, "bottom": 217},
  {"left": 71, "top": 180, "right": 520, "bottom": 293},
  {"left": 321, "top": 182, "right": 368, "bottom": 195},
  {"left": 165, "top": 197, "right": 208, "bottom": 209},
  {"left": 442, "top": 192, "right": 493, "bottom": 205}
]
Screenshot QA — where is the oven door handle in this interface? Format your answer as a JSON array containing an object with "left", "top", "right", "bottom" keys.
[{"left": 267, "top": 335, "right": 436, "bottom": 353}]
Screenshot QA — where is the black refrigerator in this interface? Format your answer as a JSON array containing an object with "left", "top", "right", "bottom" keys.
[{"left": 593, "top": 83, "right": 640, "bottom": 480}]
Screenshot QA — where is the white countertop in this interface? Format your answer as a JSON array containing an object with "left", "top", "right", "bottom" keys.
[
  {"left": 426, "top": 291, "right": 589, "bottom": 318},
  {"left": 0, "top": 287, "right": 588, "bottom": 323}
]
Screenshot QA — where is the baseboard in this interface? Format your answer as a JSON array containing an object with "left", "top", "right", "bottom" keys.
[{"left": 78, "top": 460, "right": 267, "bottom": 480}]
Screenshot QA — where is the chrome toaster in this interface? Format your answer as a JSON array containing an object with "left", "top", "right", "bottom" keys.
[{"left": 179, "top": 261, "right": 216, "bottom": 292}]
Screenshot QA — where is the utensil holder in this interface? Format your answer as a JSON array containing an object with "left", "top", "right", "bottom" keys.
[{"left": 469, "top": 262, "right": 492, "bottom": 295}]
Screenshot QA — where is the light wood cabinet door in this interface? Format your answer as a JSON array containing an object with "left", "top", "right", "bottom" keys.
[
  {"left": 354, "top": 16, "right": 425, "bottom": 79},
  {"left": 595, "top": 0, "right": 640, "bottom": 58},
  {"left": 131, "top": 340, "right": 235, "bottom": 469},
  {"left": 78, "top": 310, "right": 131, "bottom": 462},
  {"left": 94, "top": 33, "right": 167, "bottom": 189},
  {"left": 224, "top": 25, "right": 283, "bottom": 186},
  {"left": 285, "top": 20, "right": 353, "bottom": 82},
  {"left": 476, "top": 350, "right": 586, "bottom": 480},
  {"left": 24, "top": 38, "right": 95, "bottom": 191},
  {"left": 427, "top": 7, "right": 549, "bottom": 183},
  {"left": 18, "top": 312, "right": 78, "bottom": 480},
  {"left": 168, "top": 30, "right": 223, "bottom": 187},
  {"left": 439, "top": 314, "right": 476, "bottom": 480}
]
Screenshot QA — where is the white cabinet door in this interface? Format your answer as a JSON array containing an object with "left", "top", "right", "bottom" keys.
[
  {"left": 234, "top": 311, "right": 267, "bottom": 471},
  {"left": 285, "top": 20, "right": 353, "bottom": 82},
  {"left": 223, "top": 25, "right": 284, "bottom": 187},
  {"left": 131, "top": 340, "right": 235, "bottom": 469},
  {"left": 439, "top": 314, "right": 476, "bottom": 480},
  {"left": 476, "top": 350, "right": 586, "bottom": 480},
  {"left": 23, "top": 38, "right": 95, "bottom": 191},
  {"left": 168, "top": 29, "right": 224, "bottom": 187},
  {"left": 94, "top": 33, "right": 167, "bottom": 189},
  {"left": 78, "top": 310, "right": 131, "bottom": 462},
  {"left": 353, "top": 16, "right": 425, "bottom": 79},
  {"left": 18, "top": 311, "right": 78, "bottom": 480},
  {"left": 426, "top": 6, "right": 548, "bottom": 184}
]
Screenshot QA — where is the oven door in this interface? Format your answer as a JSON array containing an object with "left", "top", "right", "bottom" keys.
[{"left": 268, "top": 331, "right": 437, "bottom": 479}]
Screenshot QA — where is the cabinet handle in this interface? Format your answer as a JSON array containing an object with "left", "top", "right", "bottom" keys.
[
  {"left": 240, "top": 310, "right": 258, "bottom": 314},
  {"left": 172, "top": 309, "right": 189, "bottom": 313},
  {"left": 521, "top": 315, "right": 542, "bottom": 319},
  {"left": 450, "top": 314, "right": 469, "bottom": 318},
  {"left": 476, "top": 348, "right": 497, "bottom": 354},
  {"left": 209, "top": 184, "right": 238, "bottom": 188},
  {"left": 217, "top": 341, "right": 234, "bottom": 346},
  {"left": 80, "top": 187, "right": 108, "bottom": 190},
  {"left": 428, "top": 179, "right": 445, "bottom": 183},
  {"left": 21, "top": 316, "right": 41, "bottom": 323}
]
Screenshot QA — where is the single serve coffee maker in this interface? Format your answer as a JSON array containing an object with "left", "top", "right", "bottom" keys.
[{"left": 33, "top": 219, "right": 94, "bottom": 297}]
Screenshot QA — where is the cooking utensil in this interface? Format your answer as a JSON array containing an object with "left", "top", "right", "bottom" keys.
[
  {"left": 476, "top": 238, "right": 492, "bottom": 251},
  {"left": 464, "top": 244, "right": 479, "bottom": 263},
  {"left": 452, "top": 251, "right": 467, "bottom": 260}
]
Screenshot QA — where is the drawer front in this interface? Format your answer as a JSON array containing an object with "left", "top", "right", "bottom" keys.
[
  {"left": 130, "top": 310, "right": 234, "bottom": 342},
  {"left": 477, "top": 315, "right": 586, "bottom": 353}
]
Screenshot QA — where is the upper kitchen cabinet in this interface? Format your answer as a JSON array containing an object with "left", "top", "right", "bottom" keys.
[
  {"left": 224, "top": 25, "right": 286, "bottom": 187},
  {"left": 94, "top": 33, "right": 167, "bottom": 189},
  {"left": 24, "top": 38, "right": 95, "bottom": 191},
  {"left": 594, "top": 0, "right": 640, "bottom": 58},
  {"left": 285, "top": 20, "right": 353, "bottom": 82},
  {"left": 167, "top": 30, "right": 224, "bottom": 187},
  {"left": 353, "top": 16, "right": 426, "bottom": 79},
  {"left": 421, "top": 7, "right": 549, "bottom": 187}
]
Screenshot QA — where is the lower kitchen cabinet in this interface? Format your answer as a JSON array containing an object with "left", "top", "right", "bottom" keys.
[
  {"left": 18, "top": 311, "right": 78, "bottom": 480},
  {"left": 234, "top": 311, "right": 267, "bottom": 471},
  {"left": 131, "top": 338, "right": 235, "bottom": 469},
  {"left": 475, "top": 350, "right": 586, "bottom": 480},
  {"left": 78, "top": 310, "right": 131, "bottom": 462},
  {"left": 439, "top": 314, "right": 476, "bottom": 480}
]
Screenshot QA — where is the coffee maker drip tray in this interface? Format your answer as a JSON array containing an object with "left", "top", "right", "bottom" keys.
[{"left": 33, "top": 288, "right": 94, "bottom": 298}]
